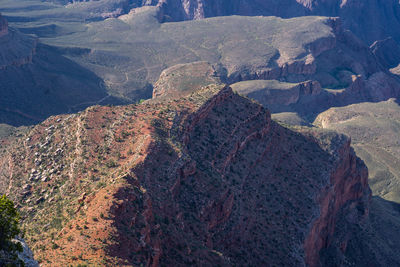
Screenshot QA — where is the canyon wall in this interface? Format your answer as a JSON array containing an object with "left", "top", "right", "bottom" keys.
[
  {"left": 0, "top": 15, "right": 36, "bottom": 69},
  {"left": 155, "top": 0, "right": 400, "bottom": 44},
  {"left": 0, "top": 85, "right": 372, "bottom": 266}
]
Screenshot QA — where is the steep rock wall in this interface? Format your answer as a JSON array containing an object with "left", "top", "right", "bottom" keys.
[
  {"left": 0, "top": 86, "right": 372, "bottom": 266},
  {"left": 304, "top": 138, "right": 370, "bottom": 266}
]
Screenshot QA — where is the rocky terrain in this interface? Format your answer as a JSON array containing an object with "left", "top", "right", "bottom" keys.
[
  {"left": 0, "top": 84, "right": 377, "bottom": 266},
  {"left": 148, "top": 13, "right": 400, "bottom": 121},
  {"left": 231, "top": 80, "right": 322, "bottom": 113},
  {"left": 1, "top": 1, "right": 400, "bottom": 266},
  {"left": 0, "top": 15, "right": 123, "bottom": 126},
  {"left": 315, "top": 99, "right": 400, "bottom": 203},
  {"left": 28, "top": 0, "right": 400, "bottom": 45},
  {"left": 72, "top": 12, "right": 400, "bottom": 111},
  {"left": 1, "top": 4, "right": 400, "bottom": 127},
  {"left": 152, "top": 61, "right": 221, "bottom": 99}
]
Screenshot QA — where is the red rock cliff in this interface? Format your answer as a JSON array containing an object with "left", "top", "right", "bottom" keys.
[
  {"left": 304, "top": 137, "right": 371, "bottom": 266},
  {"left": 0, "top": 85, "right": 372, "bottom": 266}
]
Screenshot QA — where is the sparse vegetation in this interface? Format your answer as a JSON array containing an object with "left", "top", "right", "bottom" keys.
[{"left": 0, "top": 195, "right": 23, "bottom": 265}]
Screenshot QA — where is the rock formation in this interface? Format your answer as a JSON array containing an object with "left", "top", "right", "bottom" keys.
[
  {"left": 149, "top": 15, "right": 400, "bottom": 119},
  {"left": 40, "top": 0, "right": 400, "bottom": 46},
  {"left": 231, "top": 80, "right": 322, "bottom": 113},
  {"left": 1, "top": 9, "right": 399, "bottom": 126},
  {"left": 152, "top": 61, "right": 221, "bottom": 99},
  {"left": 161, "top": 0, "right": 400, "bottom": 45},
  {"left": 314, "top": 99, "right": 400, "bottom": 203},
  {"left": 0, "top": 84, "right": 372, "bottom": 266},
  {"left": 14, "top": 237, "right": 39, "bottom": 267}
]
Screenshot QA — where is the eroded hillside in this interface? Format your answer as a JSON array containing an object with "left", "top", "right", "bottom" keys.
[
  {"left": 11, "top": 0, "right": 400, "bottom": 45},
  {"left": 0, "top": 14, "right": 124, "bottom": 126},
  {"left": 315, "top": 99, "right": 400, "bottom": 203},
  {"left": 0, "top": 85, "right": 372, "bottom": 266},
  {"left": 1, "top": 7, "right": 400, "bottom": 127}
]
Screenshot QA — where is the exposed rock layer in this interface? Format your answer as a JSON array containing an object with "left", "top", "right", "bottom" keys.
[
  {"left": 156, "top": 0, "right": 400, "bottom": 44},
  {"left": 57, "top": 0, "right": 400, "bottom": 44},
  {"left": 0, "top": 85, "right": 371, "bottom": 266}
]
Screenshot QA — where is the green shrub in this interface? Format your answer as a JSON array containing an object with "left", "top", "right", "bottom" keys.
[
  {"left": 0, "top": 195, "right": 23, "bottom": 266},
  {"left": 0, "top": 195, "right": 20, "bottom": 250}
]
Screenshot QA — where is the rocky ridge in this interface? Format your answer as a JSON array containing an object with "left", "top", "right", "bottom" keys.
[
  {"left": 0, "top": 84, "right": 371, "bottom": 266},
  {"left": 1, "top": 10, "right": 399, "bottom": 126}
]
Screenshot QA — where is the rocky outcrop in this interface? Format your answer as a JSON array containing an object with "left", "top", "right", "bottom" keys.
[
  {"left": 149, "top": 16, "right": 400, "bottom": 114},
  {"left": 231, "top": 80, "right": 322, "bottom": 112},
  {"left": 0, "top": 84, "right": 373, "bottom": 266},
  {"left": 5, "top": 9, "right": 394, "bottom": 122},
  {"left": 45, "top": 0, "right": 400, "bottom": 45},
  {"left": 0, "top": 237, "right": 37, "bottom": 266},
  {"left": 14, "top": 237, "right": 39, "bottom": 267},
  {"left": 152, "top": 61, "right": 221, "bottom": 99},
  {"left": 312, "top": 100, "right": 400, "bottom": 265}
]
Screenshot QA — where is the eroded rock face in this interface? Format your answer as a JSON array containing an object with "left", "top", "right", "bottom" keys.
[
  {"left": 304, "top": 137, "right": 370, "bottom": 266},
  {"left": 0, "top": 15, "right": 35, "bottom": 68},
  {"left": 0, "top": 20, "right": 115, "bottom": 126},
  {"left": 370, "top": 37, "right": 400, "bottom": 69},
  {"left": 0, "top": 85, "right": 371, "bottom": 266},
  {"left": 44, "top": 0, "right": 400, "bottom": 45},
  {"left": 150, "top": 16, "right": 400, "bottom": 117},
  {"left": 127, "top": 0, "right": 400, "bottom": 44},
  {"left": 231, "top": 80, "right": 322, "bottom": 112}
]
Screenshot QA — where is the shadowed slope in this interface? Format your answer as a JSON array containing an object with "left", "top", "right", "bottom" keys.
[
  {"left": 0, "top": 16, "right": 124, "bottom": 126},
  {"left": 0, "top": 85, "right": 371, "bottom": 266}
]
